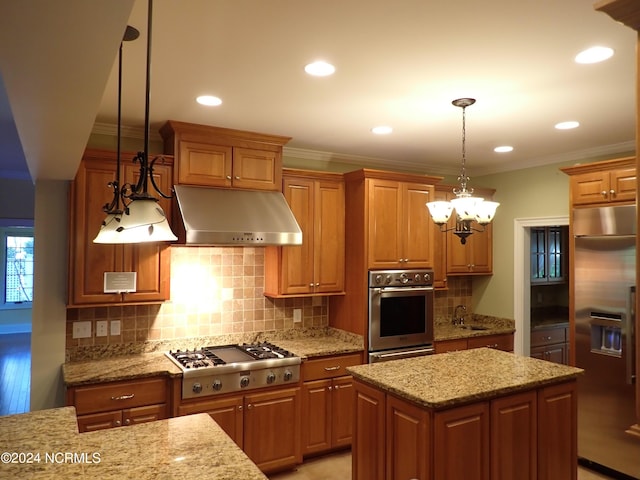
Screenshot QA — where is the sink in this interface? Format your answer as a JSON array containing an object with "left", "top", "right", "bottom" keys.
[{"left": 458, "top": 325, "right": 489, "bottom": 331}]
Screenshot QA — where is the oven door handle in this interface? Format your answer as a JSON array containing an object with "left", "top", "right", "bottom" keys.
[{"left": 373, "top": 286, "right": 433, "bottom": 294}]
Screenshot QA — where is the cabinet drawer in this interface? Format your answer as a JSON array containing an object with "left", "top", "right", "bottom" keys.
[
  {"left": 434, "top": 338, "right": 468, "bottom": 354},
  {"left": 73, "top": 377, "right": 168, "bottom": 415},
  {"left": 467, "top": 334, "right": 514, "bottom": 352},
  {"left": 302, "top": 353, "right": 363, "bottom": 381},
  {"left": 531, "top": 327, "right": 566, "bottom": 347}
]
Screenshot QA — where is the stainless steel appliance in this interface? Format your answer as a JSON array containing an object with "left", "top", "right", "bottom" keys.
[
  {"left": 573, "top": 205, "right": 639, "bottom": 479},
  {"left": 166, "top": 342, "right": 301, "bottom": 399},
  {"left": 368, "top": 269, "right": 435, "bottom": 363}
]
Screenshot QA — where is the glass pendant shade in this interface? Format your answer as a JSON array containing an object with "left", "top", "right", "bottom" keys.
[
  {"left": 116, "top": 199, "right": 177, "bottom": 243},
  {"left": 474, "top": 201, "right": 500, "bottom": 225},
  {"left": 426, "top": 201, "right": 454, "bottom": 225},
  {"left": 450, "top": 196, "right": 484, "bottom": 221},
  {"left": 93, "top": 213, "right": 123, "bottom": 244}
]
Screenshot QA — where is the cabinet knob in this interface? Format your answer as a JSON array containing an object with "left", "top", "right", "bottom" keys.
[
  {"left": 315, "top": 283, "right": 320, "bottom": 287},
  {"left": 247, "top": 404, "right": 253, "bottom": 410},
  {"left": 238, "top": 405, "right": 243, "bottom": 411},
  {"left": 328, "top": 386, "right": 332, "bottom": 391},
  {"left": 226, "top": 175, "right": 232, "bottom": 180},
  {"left": 124, "top": 418, "right": 131, "bottom": 426},
  {"left": 309, "top": 283, "right": 315, "bottom": 287},
  {"left": 334, "top": 385, "right": 339, "bottom": 390},
  {"left": 610, "top": 189, "right": 615, "bottom": 195},
  {"left": 114, "top": 420, "right": 121, "bottom": 427},
  {"left": 235, "top": 176, "right": 240, "bottom": 180},
  {"left": 601, "top": 190, "right": 608, "bottom": 196}
]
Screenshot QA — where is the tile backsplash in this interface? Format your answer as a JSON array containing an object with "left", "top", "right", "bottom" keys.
[{"left": 66, "top": 246, "right": 471, "bottom": 358}]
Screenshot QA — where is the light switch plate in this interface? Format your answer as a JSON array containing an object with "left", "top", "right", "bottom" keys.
[
  {"left": 96, "top": 320, "right": 108, "bottom": 337},
  {"left": 293, "top": 308, "right": 302, "bottom": 323},
  {"left": 72, "top": 321, "right": 92, "bottom": 339},
  {"left": 110, "top": 320, "right": 121, "bottom": 336}
]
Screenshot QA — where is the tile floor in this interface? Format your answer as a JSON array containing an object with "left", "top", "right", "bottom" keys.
[{"left": 268, "top": 451, "right": 616, "bottom": 480}]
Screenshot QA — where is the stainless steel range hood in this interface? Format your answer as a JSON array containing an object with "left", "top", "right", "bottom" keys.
[{"left": 174, "top": 185, "right": 302, "bottom": 246}]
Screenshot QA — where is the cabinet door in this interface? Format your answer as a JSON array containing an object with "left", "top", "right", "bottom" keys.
[
  {"left": 434, "top": 402, "right": 490, "bottom": 480},
  {"left": 537, "top": 382, "right": 577, "bottom": 480},
  {"left": 386, "top": 394, "right": 431, "bottom": 480},
  {"left": 121, "top": 161, "right": 172, "bottom": 303},
  {"left": 491, "top": 391, "right": 537, "bottom": 480},
  {"left": 353, "top": 380, "right": 386, "bottom": 480},
  {"left": 447, "top": 222, "right": 494, "bottom": 274},
  {"left": 178, "top": 396, "right": 244, "bottom": 448},
  {"left": 403, "top": 183, "right": 434, "bottom": 268},
  {"left": 243, "top": 387, "right": 302, "bottom": 473},
  {"left": 281, "top": 178, "right": 315, "bottom": 294},
  {"left": 177, "top": 140, "right": 232, "bottom": 187},
  {"left": 571, "top": 171, "right": 610, "bottom": 205},
  {"left": 77, "top": 410, "right": 122, "bottom": 432},
  {"left": 434, "top": 338, "right": 468, "bottom": 353},
  {"left": 610, "top": 167, "right": 636, "bottom": 203},
  {"left": 467, "top": 333, "right": 514, "bottom": 352},
  {"left": 232, "top": 147, "right": 280, "bottom": 191},
  {"left": 367, "top": 179, "right": 403, "bottom": 268},
  {"left": 122, "top": 403, "right": 167, "bottom": 427},
  {"left": 69, "top": 156, "right": 123, "bottom": 305},
  {"left": 331, "top": 376, "right": 354, "bottom": 448},
  {"left": 314, "top": 180, "right": 345, "bottom": 293},
  {"left": 302, "top": 379, "right": 332, "bottom": 455}
]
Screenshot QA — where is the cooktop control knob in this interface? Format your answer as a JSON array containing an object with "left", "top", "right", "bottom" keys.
[
  {"left": 414, "top": 273, "right": 421, "bottom": 283},
  {"left": 192, "top": 383, "right": 203, "bottom": 394},
  {"left": 266, "top": 372, "right": 276, "bottom": 384},
  {"left": 423, "top": 273, "right": 431, "bottom": 282},
  {"left": 283, "top": 370, "right": 293, "bottom": 381},
  {"left": 240, "top": 376, "right": 250, "bottom": 388},
  {"left": 385, "top": 275, "right": 392, "bottom": 284},
  {"left": 212, "top": 379, "right": 222, "bottom": 391},
  {"left": 374, "top": 274, "right": 383, "bottom": 285},
  {"left": 400, "top": 273, "right": 409, "bottom": 284}
]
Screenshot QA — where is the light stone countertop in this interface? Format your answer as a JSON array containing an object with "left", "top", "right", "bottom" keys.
[
  {"left": 0, "top": 407, "right": 268, "bottom": 479},
  {"left": 347, "top": 348, "right": 583, "bottom": 409},
  {"left": 434, "top": 314, "right": 516, "bottom": 342}
]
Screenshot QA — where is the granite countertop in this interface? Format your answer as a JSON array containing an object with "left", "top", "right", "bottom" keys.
[
  {"left": 0, "top": 407, "right": 267, "bottom": 479},
  {"left": 63, "top": 327, "right": 364, "bottom": 386},
  {"left": 347, "top": 348, "right": 583, "bottom": 409},
  {"left": 434, "top": 314, "right": 516, "bottom": 342}
]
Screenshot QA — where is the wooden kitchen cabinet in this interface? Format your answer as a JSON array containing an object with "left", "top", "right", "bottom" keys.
[
  {"left": 66, "top": 376, "right": 169, "bottom": 432},
  {"left": 434, "top": 401, "right": 490, "bottom": 480},
  {"left": 561, "top": 156, "right": 636, "bottom": 207},
  {"left": 160, "top": 120, "right": 290, "bottom": 191},
  {"left": 434, "top": 332, "right": 514, "bottom": 354},
  {"left": 352, "top": 379, "right": 386, "bottom": 480},
  {"left": 446, "top": 186, "right": 495, "bottom": 275},
  {"left": 301, "top": 353, "right": 362, "bottom": 456},
  {"left": 68, "top": 149, "right": 172, "bottom": 306},
  {"left": 531, "top": 226, "right": 568, "bottom": 284},
  {"left": 264, "top": 169, "right": 345, "bottom": 297},
  {"left": 177, "top": 386, "right": 302, "bottom": 474},
  {"left": 530, "top": 324, "right": 569, "bottom": 365},
  {"left": 367, "top": 178, "right": 435, "bottom": 269}
]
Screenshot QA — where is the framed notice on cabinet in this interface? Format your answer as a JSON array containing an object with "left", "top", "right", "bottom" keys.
[{"left": 103, "top": 272, "right": 137, "bottom": 293}]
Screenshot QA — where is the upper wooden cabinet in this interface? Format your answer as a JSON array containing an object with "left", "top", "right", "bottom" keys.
[
  {"left": 265, "top": 169, "right": 345, "bottom": 297},
  {"left": 530, "top": 226, "right": 568, "bottom": 284},
  {"left": 444, "top": 186, "right": 495, "bottom": 275},
  {"left": 68, "top": 149, "right": 172, "bottom": 306},
  {"left": 361, "top": 174, "right": 437, "bottom": 269},
  {"left": 561, "top": 156, "right": 636, "bottom": 207},
  {"left": 159, "top": 120, "right": 291, "bottom": 191}
]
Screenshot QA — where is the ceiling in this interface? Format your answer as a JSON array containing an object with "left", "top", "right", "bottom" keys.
[{"left": 0, "top": 0, "right": 636, "bottom": 183}]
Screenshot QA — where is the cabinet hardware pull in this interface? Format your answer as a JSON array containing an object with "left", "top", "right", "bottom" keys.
[
  {"left": 111, "top": 394, "right": 135, "bottom": 401},
  {"left": 247, "top": 404, "right": 253, "bottom": 409},
  {"left": 238, "top": 406, "right": 243, "bottom": 411},
  {"left": 328, "top": 386, "right": 332, "bottom": 391},
  {"left": 124, "top": 419, "right": 131, "bottom": 425},
  {"left": 114, "top": 420, "right": 121, "bottom": 426},
  {"left": 610, "top": 189, "right": 615, "bottom": 195},
  {"left": 601, "top": 190, "right": 607, "bottom": 196},
  {"left": 226, "top": 175, "right": 232, "bottom": 180},
  {"left": 235, "top": 176, "right": 240, "bottom": 180},
  {"left": 546, "top": 336, "right": 552, "bottom": 340},
  {"left": 324, "top": 366, "right": 341, "bottom": 371},
  {"left": 487, "top": 344, "right": 499, "bottom": 348}
]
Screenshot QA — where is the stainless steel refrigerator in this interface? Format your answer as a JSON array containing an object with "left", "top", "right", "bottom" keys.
[{"left": 574, "top": 205, "right": 639, "bottom": 479}]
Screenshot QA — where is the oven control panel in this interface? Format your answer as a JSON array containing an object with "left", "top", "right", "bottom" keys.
[
  {"left": 369, "top": 269, "right": 434, "bottom": 287},
  {"left": 181, "top": 364, "right": 301, "bottom": 399}
]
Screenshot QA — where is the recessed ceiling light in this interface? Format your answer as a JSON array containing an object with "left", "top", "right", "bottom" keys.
[
  {"left": 196, "top": 95, "right": 222, "bottom": 106},
  {"left": 494, "top": 146, "right": 513, "bottom": 153},
  {"left": 555, "top": 121, "right": 580, "bottom": 130},
  {"left": 304, "top": 61, "right": 335, "bottom": 77},
  {"left": 371, "top": 126, "right": 393, "bottom": 135},
  {"left": 575, "top": 46, "right": 614, "bottom": 64}
]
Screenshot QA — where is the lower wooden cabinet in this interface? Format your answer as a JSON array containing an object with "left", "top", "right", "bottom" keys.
[
  {"left": 530, "top": 325, "right": 569, "bottom": 365},
  {"left": 352, "top": 379, "right": 577, "bottom": 480},
  {"left": 301, "top": 353, "right": 362, "bottom": 456},
  {"left": 434, "top": 332, "right": 514, "bottom": 354},
  {"left": 66, "top": 376, "right": 169, "bottom": 433},
  {"left": 177, "top": 386, "right": 302, "bottom": 474}
]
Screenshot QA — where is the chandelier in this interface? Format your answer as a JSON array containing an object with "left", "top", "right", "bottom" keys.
[
  {"left": 426, "top": 98, "right": 499, "bottom": 244},
  {"left": 94, "top": 0, "right": 177, "bottom": 244}
]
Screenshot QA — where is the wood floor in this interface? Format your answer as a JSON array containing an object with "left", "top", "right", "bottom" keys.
[{"left": 0, "top": 333, "right": 30, "bottom": 416}]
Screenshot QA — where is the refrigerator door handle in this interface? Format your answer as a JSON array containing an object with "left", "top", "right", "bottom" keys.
[{"left": 626, "top": 286, "right": 636, "bottom": 385}]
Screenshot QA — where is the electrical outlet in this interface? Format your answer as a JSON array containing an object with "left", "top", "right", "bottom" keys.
[
  {"left": 110, "top": 320, "right": 121, "bottom": 336},
  {"left": 293, "top": 308, "right": 302, "bottom": 323},
  {"left": 96, "top": 321, "right": 108, "bottom": 337},
  {"left": 72, "top": 321, "right": 92, "bottom": 339}
]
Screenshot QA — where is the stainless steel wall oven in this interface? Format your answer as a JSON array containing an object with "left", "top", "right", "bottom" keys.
[{"left": 368, "top": 269, "right": 435, "bottom": 363}]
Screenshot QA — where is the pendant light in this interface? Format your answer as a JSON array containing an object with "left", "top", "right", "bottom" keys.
[
  {"left": 94, "top": 0, "right": 177, "bottom": 244},
  {"left": 426, "top": 98, "right": 499, "bottom": 244}
]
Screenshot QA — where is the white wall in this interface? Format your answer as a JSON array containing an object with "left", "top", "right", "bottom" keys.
[{"left": 30, "top": 180, "right": 68, "bottom": 410}]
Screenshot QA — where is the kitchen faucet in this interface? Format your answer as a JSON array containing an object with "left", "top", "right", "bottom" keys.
[{"left": 453, "top": 304, "right": 467, "bottom": 325}]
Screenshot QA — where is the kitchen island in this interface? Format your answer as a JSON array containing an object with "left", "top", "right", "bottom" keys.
[
  {"left": 347, "top": 348, "right": 583, "bottom": 480},
  {"left": 0, "top": 406, "right": 267, "bottom": 479}
]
